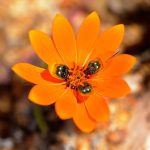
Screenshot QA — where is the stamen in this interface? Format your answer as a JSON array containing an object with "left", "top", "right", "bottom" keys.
[{"left": 65, "top": 66, "right": 86, "bottom": 90}]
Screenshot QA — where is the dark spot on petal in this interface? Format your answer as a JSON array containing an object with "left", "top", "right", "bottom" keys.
[
  {"left": 78, "top": 82, "right": 92, "bottom": 94},
  {"left": 84, "top": 60, "right": 101, "bottom": 75},
  {"left": 56, "top": 65, "right": 69, "bottom": 79}
]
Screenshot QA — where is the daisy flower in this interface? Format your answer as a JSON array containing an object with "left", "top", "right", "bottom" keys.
[{"left": 12, "top": 12, "right": 136, "bottom": 132}]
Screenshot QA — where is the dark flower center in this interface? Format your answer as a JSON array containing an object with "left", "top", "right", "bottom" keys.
[{"left": 55, "top": 60, "right": 101, "bottom": 94}]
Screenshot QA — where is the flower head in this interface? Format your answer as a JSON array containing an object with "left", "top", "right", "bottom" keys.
[{"left": 12, "top": 12, "right": 136, "bottom": 132}]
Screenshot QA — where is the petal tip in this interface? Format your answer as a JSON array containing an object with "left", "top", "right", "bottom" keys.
[
  {"left": 88, "top": 11, "right": 100, "bottom": 22},
  {"left": 115, "top": 24, "right": 125, "bottom": 32},
  {"left": 11, "top": 64, "right": 17, "bottom": 72},
  {"left": 129, "top": 55, "right": 137, "bottom": 68},
  {"left": 90, "top": 11, "right": 98, "bottom": 16},
  {"left": 29, "top": 30, "right": 41, "bottom": 39},
  {"left": 28, "top": 87, "right": 50, "bottom": 106},
  {"left": 124, "top": 54, "right": 137, "bottom": 67},
  {"left": 11, "top": 63, "right": 22, "bottom": 73},
  {"left": 132, "top": 56, "right": 137, "bottom": 64},
  {"left": 11, "top": 66, "right": 18, "bottom": 75},
  {"left": 29, "top": 30, "right": 36, "bottom": 36},
  {"left": 121, "top": 80, "right": 131, "bottom": 96},
  {"left": 73, "top": 118, "right": 95, "bottom": 133},
  {"left": 53, "top": 13, "right": 66, "bottom": 22}
]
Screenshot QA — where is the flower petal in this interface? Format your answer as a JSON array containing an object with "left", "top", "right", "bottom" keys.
[
  {"left": 52, "top": 14, "right": 77, "bottom": 67},
  {"left": 73, "top": 103, "right": 96, "bottom": 132},
  {"left": 55, "top": 89, "right": 77, "bottom": 120},
  {"left": 85, "top": 93, "right": 109, "bottom": 122},
  {"left": 95, "top": 78, "right": 131, "bottom": 98},
  {"left": 41, "top": 70, "right": 63, "bottom": 83},
  {"left": 29, "top": 30, "right": 63, "bottom": 65},
  {"left": 12, "top": 63, "right": 49, "bottom": 85},
  {"left": 99, "top": 54, "right": 137, "bottom": 78},
  {"left": 89, "top": 24, "right": 124, "bottom": 64},
  {"left": 28, "top": 84, "right": 65, "bottom": 106},
  {"left": 77, "top": 12, "right": 100, "bottom": 66}
]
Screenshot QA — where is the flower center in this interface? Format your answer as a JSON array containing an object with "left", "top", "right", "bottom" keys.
[
  {"left": 54, "top": 59, "right": 101, "bottom": 94},
  {"left": 66, "top": 67, "right": 87, "bottom": 90}
]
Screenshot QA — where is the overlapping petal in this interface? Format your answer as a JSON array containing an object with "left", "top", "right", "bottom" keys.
[
  {"left": 55, "top": 89, "right": 77, "bottom": 119},
  {"left": 73, "top": 103, "right": 96, "bottom": 132},
  {"left": 29, "top": 30, "right": 63, "bottom": 65},
  {"left": 85, "top": 93, "right": 109, "bottom": 122},
  {"left": 77, "top": 12, "right": 100, "bottom": 66},
  {"left": 52, "top": 14, "right": 77, "bottom": 67},
  {"left": 41, "top": 70, "right": 63, "bottom": 83},
  {"left": 12, "top": 63, "right": 49, "bottom": 85},
  {"left": 95, "top": 78, "right": 131, "bottom": 98},
  {"left": 88, "top": 24, "right": 124, "bottom": 65},
  {"left": 28, "top": 84, "right": 65, "bottom": 105},
  {"left": 98, "top": 54, "right": 136, "bottom": 78}
]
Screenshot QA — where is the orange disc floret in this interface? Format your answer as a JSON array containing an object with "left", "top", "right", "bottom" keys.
[{"left": 12, "top": 11, "right": 136, "bottom": 133}]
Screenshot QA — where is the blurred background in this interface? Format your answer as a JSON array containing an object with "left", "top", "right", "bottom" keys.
[{"left": 0, "top": 0, "right": 150, "bottom": 150}]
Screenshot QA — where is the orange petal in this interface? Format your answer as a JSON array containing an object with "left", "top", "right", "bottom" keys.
[
  {"left": 29, "top": 30, "right": 63, "bottom": 65},
  {"left": 73, "top": 90, "right": 89, "bottom": 103},
  {"left": 55, "top": 89, "right": 77, "bottom": 120},
  {"left": 28, "top": 84, "right": 65, "bottom": 106},
  {"left": 77, "top": 12, "right": 100, "bottom": 66},
  {"left": 85, "top": 93, "right": 109, "bottom": 123},
  {"left": 95, "top": 78, "right": 131, "bottom": 98},
  {"left": 99, "top": 54, "right": 137, "bottom": 78},
  {"left": 52, "top": 14, "right": 77, "bottom": 67},
  {"left": 88, "top": 24, "right": 124, "bottom": 64},
  {"left": 12, "top": 63, "right": 49, "bottom": 85},
  {"left": 41, "top": 70, "right": 63, "bottom": 83},
  {"left": 73, "top": 103, "right": 96, "bottom": 132}
]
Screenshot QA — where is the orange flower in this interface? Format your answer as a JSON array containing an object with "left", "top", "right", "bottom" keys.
[{"left": 12, "top": 12, "right": 136, "bottom": 132}]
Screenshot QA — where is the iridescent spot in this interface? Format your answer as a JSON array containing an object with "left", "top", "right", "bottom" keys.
[
  {"left": 56, "top": 65, "right": 69, "bottom": 79},
  {"left": 78, "top": 82, "right": 92, "bottom": 94},
  {"left": 84, "top": 60, "right": 101, "bottom": 75}
]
